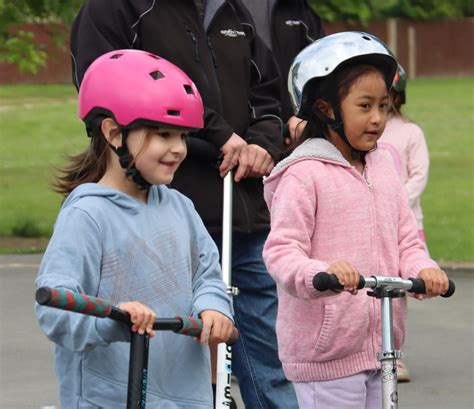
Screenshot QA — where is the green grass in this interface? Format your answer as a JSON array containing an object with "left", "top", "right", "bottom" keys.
[
  {"left": 0, "top": 79, "right": 473, "bottom": 260},
  {"left": 0, "top": 247, "right": 45, "bottom": 255},
  {"left": 0, "top": 84, "right": 87, "bottom": 237},
  {"left": 403, "top": 78, "right": 474, "bottom": 261}
]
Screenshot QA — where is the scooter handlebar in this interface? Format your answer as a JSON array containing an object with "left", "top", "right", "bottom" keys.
[
  {"left": 313, "top": 272, "right": 455, "bottom": 298},
  {"left": 36, "top": 287, "right": 239, "bottom": 344}
]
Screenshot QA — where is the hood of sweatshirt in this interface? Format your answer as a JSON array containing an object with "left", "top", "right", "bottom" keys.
[
  {"left": 61, "top": 183, "right": 164, "bottom": 215},
  {"left": 264, "top": 138, "right": 351, "bottom": 206}
]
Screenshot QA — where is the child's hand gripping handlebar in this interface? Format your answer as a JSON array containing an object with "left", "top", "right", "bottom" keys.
[
  {"left": 35, "top": 287, "right": 239, "bottom": 344},
  {"left": 312, "top": 272, "right": 456, "bottom": 298}
]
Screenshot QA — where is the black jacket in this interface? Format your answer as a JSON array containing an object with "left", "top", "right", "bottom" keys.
[
  {"left": 70, "top": 0, "right": 283, "bottom": 233},
  {"left": 269, "top": 0, "right": 325, "bottom": 121}
]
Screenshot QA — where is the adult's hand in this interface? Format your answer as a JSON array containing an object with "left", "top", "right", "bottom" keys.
[
  {"left": 285, "top": 116, "right": 307, "bottom": 145},
  {"left": 219, "top": 132, "right": 247, "bottom": 177},
  {"left": 234, "top": 144, "right": 274, "bottom": 182}
]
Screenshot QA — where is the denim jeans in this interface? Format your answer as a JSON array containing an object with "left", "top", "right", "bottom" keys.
[{"left": 212, "top": 230, "right": 298, "bottom": 409}]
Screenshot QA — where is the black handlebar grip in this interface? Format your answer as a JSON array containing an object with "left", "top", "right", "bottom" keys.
[
  {"left": 408, "top": 278, "right": 426, "bottom": 294},
  {"left": 443, "top": 280, "right": 456, "bottom": 298},
  {"left": 313, "top": 272, "right": 342, "bottom": 291},
  {"left": 313, "top": 272, "right": 365, "bottom": 292},
  {"left": 408, "top": 278, "right": 455, "bottom": 298},
  {"left": 35, "top": 287, "right": 53, "bottom": 305}
]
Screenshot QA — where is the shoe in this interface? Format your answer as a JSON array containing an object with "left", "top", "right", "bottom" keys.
[{"left": 397, "top": 359, "right": 411, "bottom": 383}]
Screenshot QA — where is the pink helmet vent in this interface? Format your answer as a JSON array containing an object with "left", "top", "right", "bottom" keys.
[{"left": 78, "top": 49, "right": 204, "bottom": 131}]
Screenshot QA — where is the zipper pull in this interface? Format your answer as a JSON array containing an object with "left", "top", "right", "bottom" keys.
[
  {"left": 207, "top": 38, "right": 218, "bottom": 68},
  {"left": 364, "top": 165, "right": 374, "bottom": 191},
  {"left": 186, "top": 30, "right": 200, "bottom": 63}
]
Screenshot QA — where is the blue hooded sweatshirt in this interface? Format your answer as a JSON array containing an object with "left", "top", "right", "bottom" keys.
[{"left": 35, "top": 183, "right": 233, "bottom": 408}]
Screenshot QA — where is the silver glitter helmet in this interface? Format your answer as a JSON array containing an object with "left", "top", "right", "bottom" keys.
[
  {"left": 288, "top": 31, "right": 397, "bottom": 118},
  {"left": 392, "top": 63, "right": 407, "bottom": 104}
]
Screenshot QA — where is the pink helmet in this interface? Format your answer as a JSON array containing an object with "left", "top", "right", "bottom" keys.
[{"left": 78, "top": 49, "right": 204, "bottom": 131}]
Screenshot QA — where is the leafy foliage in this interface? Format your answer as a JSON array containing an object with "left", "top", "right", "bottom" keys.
[
  {"left": 0, "top": 0, "right": 83, "bottom": 73},
  {"left": 309, "top": 0, "right": 474, "bottom": 23},
  {"left": 309, "top": 0, "right": 374, "bottom": 24},
  {"left": 1, "top": 1, "right": 473, "bottom": 73},
  {"left": 383, "top": 0, "right": 465, "bottom": 19}
]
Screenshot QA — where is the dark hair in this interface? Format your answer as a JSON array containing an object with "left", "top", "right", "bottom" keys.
[
  {"left": 53, "top": 118, "right": 110, "bottom": 197},
  {"left": 388, "top": 88, "right": 404, "bottom": 117},
  {"left": 54, "top": 119, "right": 156, "bottom": 197},
  {"left": 284, "top": 63, "right": 387, "bottom": 158}
]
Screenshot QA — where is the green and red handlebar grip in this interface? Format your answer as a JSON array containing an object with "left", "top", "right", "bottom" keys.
[{"left": 35, "top": 287, "right": 238, "bottom": 343}]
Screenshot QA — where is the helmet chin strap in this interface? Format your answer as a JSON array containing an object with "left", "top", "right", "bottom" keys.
[
  {"left": 312, "top": 94, "right": 367, "bottom": 161},
  {"left": 111, "top": 128, "right": 151, "bottom": 191}
]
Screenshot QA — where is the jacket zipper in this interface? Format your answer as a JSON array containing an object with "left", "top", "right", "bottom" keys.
[
  {"left": 363, "top": 165, "right": 374, "bottom": 191},
  {"left": 365, "top": 163, "right": 379, "bottom": 357},
  {"left": 207, "top": 37, "right": 218, "bottom": 68},
  {"left": 186, "top": 29, "right": 200, "bottom": 63}
]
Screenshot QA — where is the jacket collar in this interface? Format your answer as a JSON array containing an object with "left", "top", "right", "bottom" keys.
[
  {"left": 204, "top": 0, "right": 227, "bottom": 31},
  {"left": 271, "top": 138, "right": 351, "bottom": 176}
]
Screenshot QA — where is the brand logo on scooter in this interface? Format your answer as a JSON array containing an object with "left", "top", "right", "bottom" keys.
[
  {"left": 220, "top": 29, "right": 246, "bottom": 37},
  {"left": 286, "top": 20, "right": 302, "bottom": 26},
  {"left": 391, "top": 391, "right": 399, "bottom": 403}
]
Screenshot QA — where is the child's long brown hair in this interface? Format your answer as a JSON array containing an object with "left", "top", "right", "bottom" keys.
[
  {"left": 54, "top": 118, "right": 109, "bottom": 197},
  {"left": 54, "top": 118, "right": 154, "bottom": 197}
]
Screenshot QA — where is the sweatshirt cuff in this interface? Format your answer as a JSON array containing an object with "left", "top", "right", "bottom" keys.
[
  {"left": 407, "top": 259, "right": 440, "bottom": 279},
  {"left": 193, "top": 298, "right": 234, "bottom": 323},
  {"left": 306, "top": 261, "right": 330, "bottom": 298},
  {"left": 95, "top": 317, "right": 131, "bottom": 344}
]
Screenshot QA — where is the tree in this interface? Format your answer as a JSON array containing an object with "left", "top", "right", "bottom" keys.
[
  {"left": 309, "top": 0, "right": 375, "bottom": 24},
  {"left": 0, "top": 0, "right": 82, "bottom": 74},
  {"left": 383, "top": 0, "right": 465, "bottom": 19},
  {"left": 309, "top": 0, "right": 474, "bottom": 23}
]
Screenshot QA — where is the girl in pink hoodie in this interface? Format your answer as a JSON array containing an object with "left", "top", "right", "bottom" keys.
[
  {"left": 378, "top": 64, "right": 430, "bottom": 383},
  {"left": 262, "top": 32, "right": 449, "bottom": 409},
  {"left": 379, "top": 64, "right": 430, "bottom": 246}
]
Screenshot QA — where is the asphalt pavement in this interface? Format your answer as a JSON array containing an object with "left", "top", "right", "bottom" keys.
[{"left": 0, "top": 254, "right": 472, "bottom": 408}]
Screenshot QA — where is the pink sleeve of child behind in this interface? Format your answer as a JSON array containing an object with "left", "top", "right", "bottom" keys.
[
  {"left": 263, "top": 170, "right": 330, "bottom": 300},
  {"left": 405, "top": 123, "right": 430, "bottom": 208}
]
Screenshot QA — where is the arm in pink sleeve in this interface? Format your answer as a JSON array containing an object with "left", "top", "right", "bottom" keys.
[
  {"left": 405, "top": 125, "right": 429, "bottom": 208},
  {"left": 263, "top": 171, "right": 330, "bottom": 299}
]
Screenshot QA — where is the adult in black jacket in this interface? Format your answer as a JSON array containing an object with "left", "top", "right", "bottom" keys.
[
  {"left": 242, "top": 0, "right": 325, "bottom": 144},
  {"left": 70, "top": 1, "right": 298, "bottom": 408}
]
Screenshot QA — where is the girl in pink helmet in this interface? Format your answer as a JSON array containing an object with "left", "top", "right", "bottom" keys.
[{"left": 35, "top": 49, "right": 234, "bottom": 408}]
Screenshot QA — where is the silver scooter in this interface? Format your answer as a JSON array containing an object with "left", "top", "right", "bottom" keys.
[{"left": 313, "top": 272, "right": 455, "bottom": 409}]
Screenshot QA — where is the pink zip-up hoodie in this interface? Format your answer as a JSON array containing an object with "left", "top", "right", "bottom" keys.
[
  {"left": 262, "top": 138, "right": 438, "bottom": 382},
  {"left": 378, "top": 115, "right": 430, "bottom": 229}
]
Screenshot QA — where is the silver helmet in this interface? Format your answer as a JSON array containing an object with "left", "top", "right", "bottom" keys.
[{"left": 288, "top": 31, "right": 397, "bottom": 118}]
